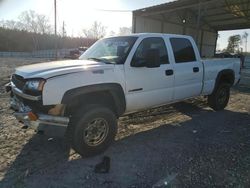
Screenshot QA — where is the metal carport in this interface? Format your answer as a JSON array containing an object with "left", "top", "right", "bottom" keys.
[{"left": 132, "top": 0, "right": 250, "bottom": 57}]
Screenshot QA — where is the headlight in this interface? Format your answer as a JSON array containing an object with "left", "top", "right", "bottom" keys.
[{"left": 25, "top": 79, "right": 46, "bottom": 91}]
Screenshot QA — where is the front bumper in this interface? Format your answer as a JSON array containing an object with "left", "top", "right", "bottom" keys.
[
  {"left": 6, "top": 83, "right": 69, "bottom": 137},
  {"left": 14, "top": 112, "right": 69, "bottom": 128},
  {"left": 14, "top": 112, "right": 69, "bottom": 137}
]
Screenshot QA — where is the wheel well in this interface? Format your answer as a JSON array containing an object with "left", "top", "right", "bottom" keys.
[
  {"left": 219, "top": 73, "right": 234, "bottom": 85},
  {"left": 62, "top": 83, "right": 126, "bottom": 117},
  {"left": 211, "top": 70, "right": 235, "bottom": 94},
  {"left": 65, "top": 91, "right": 119, "bottom": 117},
  {"left": 216, "top": 70, "right": 235, "bottom": 87}
]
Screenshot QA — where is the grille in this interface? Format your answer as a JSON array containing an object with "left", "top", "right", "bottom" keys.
[{"left": 12, "top": 74, "right": 26, "bottom": 90}]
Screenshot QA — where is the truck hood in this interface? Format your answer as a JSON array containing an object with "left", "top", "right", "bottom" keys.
[{"left": 15, "top": 59, "right": 114, "bottom": 79}]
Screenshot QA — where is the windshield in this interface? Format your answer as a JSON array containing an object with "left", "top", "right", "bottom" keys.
[{"left": 79, "top": 36, "right": 138, "bottom": 64}]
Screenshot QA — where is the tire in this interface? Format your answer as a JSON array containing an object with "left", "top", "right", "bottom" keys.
[
  {"left": 208, "top": 83, "right": 230, "bottom": 111},
  {"left": 66, "top": 105, "right": 117, "bottom": 157}
]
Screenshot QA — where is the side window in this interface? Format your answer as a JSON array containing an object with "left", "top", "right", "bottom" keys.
[
  {"left": 170, "top": 38, "right": 196, "bottom": 63},
  {"left": 132, "top": 37, "right": 169, "bottom": 66}
]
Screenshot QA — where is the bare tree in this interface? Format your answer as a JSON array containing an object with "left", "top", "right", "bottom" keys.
[
  {"left": 36, "top": 14, "right": 52, "bottom": 34},
  {"left": 18, "top": 10, "right": 38, "bottom": 33},
  {"left": 226, "top": 35, "right": 241, "bottom": 53},
  {"left": 18, "top": 10, "right": 51, "bottom": 34},
  {"left": 82, "top": 21, "right": 107, "bottom": 39},
  {"left": 0, "top": 10, "right": 52, "bottom": 34},
  {"left": 17, "top": 10, "right": 52, "bottom": 50},
  {"left": 118, "top": 27, "right": 131, "bottom": 35},
  {"left": 0, "top": 20, "right": 19, "bottom": 30}
]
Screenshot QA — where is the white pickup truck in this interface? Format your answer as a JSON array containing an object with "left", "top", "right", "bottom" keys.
[{"left": 6, "top": 33, "right": 241, "bottom": 157}]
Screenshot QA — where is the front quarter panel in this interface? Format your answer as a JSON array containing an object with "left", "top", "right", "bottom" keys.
[{"left": 42, "top": 66, "right": 125, "bottom": 105}]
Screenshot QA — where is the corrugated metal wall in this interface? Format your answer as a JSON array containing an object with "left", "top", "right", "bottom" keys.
[{"left": 132, "top": 15, "right": 217, "bottom": 58}]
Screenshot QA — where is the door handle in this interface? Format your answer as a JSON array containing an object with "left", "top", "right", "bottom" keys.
[
  {"left": 165, "top": 69, "right": 174, "bottom": 76},
  {"left": 193, "top": 67, "right": 199, "bottom": 73}
]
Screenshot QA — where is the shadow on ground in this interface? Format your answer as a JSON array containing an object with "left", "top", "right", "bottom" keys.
[{"left": 1, "top": 99, "right": 250, "bottom": 187}]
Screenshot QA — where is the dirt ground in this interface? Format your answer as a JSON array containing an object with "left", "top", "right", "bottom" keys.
[{"left": 0, "top": 57, "right": 250, "bottom": 188}]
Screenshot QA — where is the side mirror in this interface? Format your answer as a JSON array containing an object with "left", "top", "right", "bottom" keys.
[{"left": 145, "top": 48, "right": 160, "bottom": 68}]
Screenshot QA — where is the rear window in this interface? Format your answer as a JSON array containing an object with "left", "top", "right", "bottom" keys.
[{"left": 170, "top": 38, "right": 196, "bottom": 63}]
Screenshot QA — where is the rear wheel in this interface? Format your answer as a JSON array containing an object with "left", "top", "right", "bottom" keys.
[
  {"left": 208, "top": 83, "right": 230, "bottom": 111},
  {"left": 67, "top": 105, "right": 117, "bottom": 157}
]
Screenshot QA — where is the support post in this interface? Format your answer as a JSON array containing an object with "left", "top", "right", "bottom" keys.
[
  {"left": 200, "top": 30, "right": 204, "bottom": 57},
  {"left": 54, "top": 0, "right": 57, "bottom": 59},
  {"left": 214, "top": 32, "right": 219, "bottom": 56},
  {"left": 195, "top": 0, "right": 201, "bottom": 44},
  {"left": 132, "top": 14, "right": 136, "bottom": 33}
]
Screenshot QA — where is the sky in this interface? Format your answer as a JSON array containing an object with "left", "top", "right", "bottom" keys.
[
  {"left": 0, "top": 0, "right": 167, "bottom": 35},
  {"left": 0, "top": 0, "right": 250, "bottom": 52}
]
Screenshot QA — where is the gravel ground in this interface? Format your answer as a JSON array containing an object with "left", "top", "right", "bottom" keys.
[{"left": 0, "top": 58, "right": 250, "bottom": 188}]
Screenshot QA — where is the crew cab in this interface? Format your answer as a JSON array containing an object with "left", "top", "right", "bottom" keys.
[{"left": 6, "top": 33, "right": 241, "bottom": 157}]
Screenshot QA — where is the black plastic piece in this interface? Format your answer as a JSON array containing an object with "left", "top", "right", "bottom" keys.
[
  {"left": 193, "top": 67, "right": 199, "bottom": 73},
  {"left": 165, "top": 69, "right": 174, "bottom": 76}
]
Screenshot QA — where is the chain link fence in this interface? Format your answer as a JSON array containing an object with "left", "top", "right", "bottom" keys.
[{"left": 0, "top": 49, "right": 76, "bottom": 59}]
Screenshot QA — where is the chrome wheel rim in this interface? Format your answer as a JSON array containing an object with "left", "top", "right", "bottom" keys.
[{"left": 83, "top": 118, "right": 109, "bottom": 146}]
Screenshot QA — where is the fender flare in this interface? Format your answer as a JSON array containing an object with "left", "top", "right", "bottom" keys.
[{"left": 61, "top": 83, "right": 126, "bottom": 116}]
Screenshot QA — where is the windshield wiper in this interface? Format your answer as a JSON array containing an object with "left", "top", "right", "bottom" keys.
[{"left": 87, "top": 57, "right": 113, "bottom": 64}]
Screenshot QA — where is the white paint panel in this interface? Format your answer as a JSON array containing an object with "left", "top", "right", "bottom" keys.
[{"left": 202, "top": 58, "right": 241, "bottom": 95}]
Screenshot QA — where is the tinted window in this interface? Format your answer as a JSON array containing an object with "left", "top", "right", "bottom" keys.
[
  {"left": 170, "top": 38, "right": 196, "bottom": 63},
  {"left": 132, "top": 37, "right": 169, "bottom": 66}
]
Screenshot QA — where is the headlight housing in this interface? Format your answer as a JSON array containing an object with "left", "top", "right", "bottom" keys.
[{"left": 25, "top": 79, "right": 46, "bottom": 91}]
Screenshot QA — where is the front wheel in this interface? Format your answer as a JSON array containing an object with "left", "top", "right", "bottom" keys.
[
  {"left": 67, "top": 105, "right": 117, "bottom": 157},
  {"left": 208, "top": 83, "right": 230, "bottom": 111}
]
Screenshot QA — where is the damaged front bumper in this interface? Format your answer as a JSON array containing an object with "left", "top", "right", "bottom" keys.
[
  {"left": 14, "top": 111, "right": 69, "bottom": 137},
  {"left": 6, "top": 83, "right": 69, "bottom": 137},
  {"left": 14, "top": 111, "right": 69, "bottom": 129}
]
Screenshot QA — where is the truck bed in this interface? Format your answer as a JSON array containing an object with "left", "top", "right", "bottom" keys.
[{"left": 202, "top": 58, "right": 241, "bottom": 95}]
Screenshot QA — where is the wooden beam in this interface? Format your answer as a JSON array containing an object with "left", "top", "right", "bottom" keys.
[
  {"left": 205, "top": 8, "right": 250, "bottom": 17},
  {"left": 215, "top": 22, "right": 250, "bottom": 30},
  {"left": 143, "top": 15, "right": 215, "bottom": 33},
  {"left": 135, "top": 0, "right": 219, "bottom": 17},
  {"left": 208, "top": 16, "right": 250, "bottom": 24},
  {"left": 197, "top": 0, "right": 250, "bottom": 13}
]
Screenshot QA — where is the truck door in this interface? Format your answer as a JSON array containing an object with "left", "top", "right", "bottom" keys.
[
  {"left": 169, "top": 37, "right": 203, "bottom": 100},
  {"left": 124, "top": 37, "right": 174, "bottom": 112}
]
